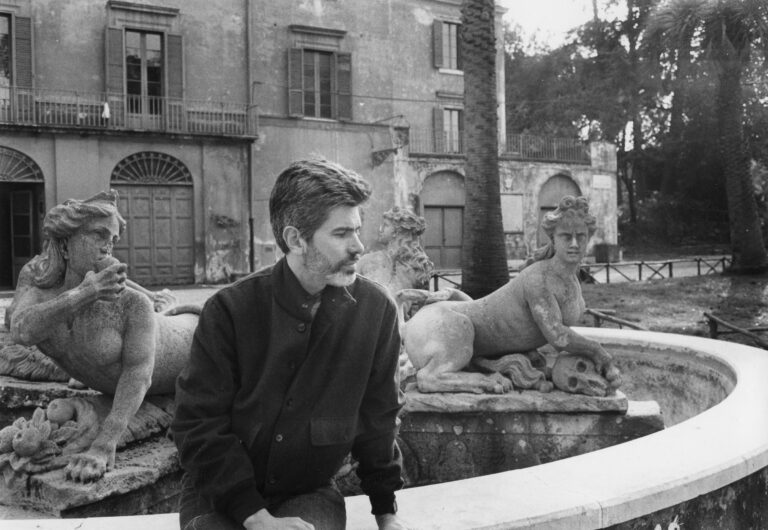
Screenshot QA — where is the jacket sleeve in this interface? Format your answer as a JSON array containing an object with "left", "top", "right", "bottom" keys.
[
  {"left": 171, "top": 295, "right": 266, "bottom": 524},
  {"left": 351, "top": 298, "right": 405, "bottom": 515}
]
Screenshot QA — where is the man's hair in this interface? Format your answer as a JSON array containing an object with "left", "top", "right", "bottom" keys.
[
  {"left": 30, "top": 190, "right": 126, "bottom": 288},
  {"left": 269, "top": 159, "right": 372, "bottom": 253},
  {"left": 529, "top": 195, "right": 597, "bottom": 264}
]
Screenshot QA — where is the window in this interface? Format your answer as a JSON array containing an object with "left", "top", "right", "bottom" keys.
[
  {"left": 0, "top": 15, "right": 10, "bottom": 90},
  {"left": 433, "top": 108, "right": 463, "bottom": 154},
  {"left": 126, "top": 30, "right": 163, "bottom": 115},
  {"left": 433, "top": 20, "right": 461, "bottom": 71},
  {"left": 288, "top": 48, "right": 352, "bottom": 121},
  {"left": 303, "top": 50, "right": 333, "bottom": 119}
]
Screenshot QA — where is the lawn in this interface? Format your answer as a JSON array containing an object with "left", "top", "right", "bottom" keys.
[{"left": 579, "top": 272, "right": 768, "bottom": 347}]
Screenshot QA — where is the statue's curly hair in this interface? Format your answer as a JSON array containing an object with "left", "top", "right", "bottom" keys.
[
  {"left": 529, "top": 195, "right": 596, "bottom": 264},
  {"left": 382, "top": 206, "right": 426, "bottom": 238},
  {"left": 30, "top": 190, "right": 126, "bottom": 288}
]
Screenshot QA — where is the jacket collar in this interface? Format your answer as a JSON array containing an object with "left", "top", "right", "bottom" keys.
[{"left": 272, "top": 257, "right": 357, "bottom": 322}]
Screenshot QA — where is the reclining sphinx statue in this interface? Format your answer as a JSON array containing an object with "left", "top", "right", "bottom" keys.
[
  {"left": 398, "top": 196, "right": 623, "bottom": 396},
  {"left": 3, "top": 190, "right": 198, "bottom": 482}
]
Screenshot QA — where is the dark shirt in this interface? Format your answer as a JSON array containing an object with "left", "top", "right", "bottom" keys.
[{"left": 171, "top": 258, "right": 404, "bottom": 524}]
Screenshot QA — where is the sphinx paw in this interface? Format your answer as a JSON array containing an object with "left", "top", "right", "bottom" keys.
[{"left": 65, "top": 451, "right": 109, "bottom": 482}]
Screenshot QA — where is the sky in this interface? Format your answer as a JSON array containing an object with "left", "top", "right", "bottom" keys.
[{"left": 497, "top": 0, "right": 595, "bottom": 48}]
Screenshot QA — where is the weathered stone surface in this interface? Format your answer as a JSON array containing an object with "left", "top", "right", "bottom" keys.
[
  {"left": 403, "top": 387, "right": 629, "bottom": 413},
  {"left": 399, "top": 391, "right": 662, "bottom": 487},
  {"left": 0, "top": 436, "right": 180, "bottom": 517},
  {"left": 0, "top": 376, "right": 98, "bottom": 410}
]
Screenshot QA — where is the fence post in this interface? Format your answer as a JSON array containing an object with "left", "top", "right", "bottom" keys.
[
  {"left": 697, "top": 258, "right": 701, "bottom": 276},
  {"left": 668, "top": 261, "right": 673, "bottom": 278},
  {"left": 638, "top": 262, "right": 642, "bottom": 281}
]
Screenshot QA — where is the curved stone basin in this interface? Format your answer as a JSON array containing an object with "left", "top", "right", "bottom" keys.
[{"left": 348, "top": 329, "right": 768, "bottom": 529}]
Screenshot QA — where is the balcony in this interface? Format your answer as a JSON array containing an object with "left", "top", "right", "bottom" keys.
[
  {"left": 0, "top": 86, "right": 258, "bottom": 138},
  {"left": 408, "top": 128, "right": 590, "bottom": 165},
  {"left": 504, "top": 134, "right": 590, "bottom": 164}
]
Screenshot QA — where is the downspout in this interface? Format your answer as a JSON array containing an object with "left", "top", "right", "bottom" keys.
[{"left": 246, "top": 0, "right": 255, "bottom": 272}]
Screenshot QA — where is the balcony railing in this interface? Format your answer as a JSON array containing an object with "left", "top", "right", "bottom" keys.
[
  {"left": 0, "top": 86, "right": 258, "bottom": 137},
  {"left": 409, "top": 128, "right": 464, "bottom": 155},
  {"left": 408, "top": 128, "right": 591, "bottom": 165},
  {"left": 504, "top": 134, "right": 590, "bottom": 164}
]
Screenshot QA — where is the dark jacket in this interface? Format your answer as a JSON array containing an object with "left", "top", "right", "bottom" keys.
[{"left": 171, "top": 258, "right": 404, "bottom": 524}]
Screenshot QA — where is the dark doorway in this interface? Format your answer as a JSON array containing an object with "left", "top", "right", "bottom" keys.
[{"left": 0, "top": 182, "right": 43, "bottom": 288}]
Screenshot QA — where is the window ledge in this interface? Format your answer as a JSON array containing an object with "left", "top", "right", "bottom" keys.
[{"left": 438, "top": 68, "right": 464, "bottom": 76}]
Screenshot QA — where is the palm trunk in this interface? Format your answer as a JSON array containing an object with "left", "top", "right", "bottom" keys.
[
  {"left": 717, "top": 58, "right": 768, "bottom": 272},
  {"left": 460, "top": 0, "right": 509, "bottom": 298}
]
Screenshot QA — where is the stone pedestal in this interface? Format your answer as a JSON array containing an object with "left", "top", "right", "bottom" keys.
[
  {"left": 399, "top": 388, "right": 664, "bottom": 486},
  {"left": 0, "top": 376, "right": 180, "bottom": 518}
]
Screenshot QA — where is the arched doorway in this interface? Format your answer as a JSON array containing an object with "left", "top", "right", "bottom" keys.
[
  {"left": 421, "top": 171, "right": 464, "bottom": 269},
  {"left": 0, "top": 147, "right": 44, "bottom": 288},
  {"left": 111, "top": 151, "right": 194, "bottom": 286},
  {"left": 537, "top": 174, "right": 581, "bottom": 246}
]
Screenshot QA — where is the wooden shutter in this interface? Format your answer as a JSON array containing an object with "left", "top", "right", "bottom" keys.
[
  {"left": 14, "top": 16, "right": 32, "bottom": 88},
  {"left": 166, "top": 33, "right": 184, "bottom": 99},
  {"left": 432, "top": 20, "right": 443, "bottom": 68},
  {"left": 335, "top": 52, "right": 351, "bottom": 121},
  {"left": 433, "top": 107, "right": 444, "bottom": 152},
  {"left": 105, "top": 27, "right": 124, "bottom": 94},
  {"left": 288, "top": 48, "right": 303, "bottom": 117}
]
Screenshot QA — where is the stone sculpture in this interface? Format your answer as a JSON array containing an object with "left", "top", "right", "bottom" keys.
[
  {"left": 4, "top": 190, "right": 198, "bottom": 482},
  {"left": 400, "top": 196, "right": 622, "bottom": 395},
  {"left": 358, "top": 206, "right": 434, "bottom": 298}
]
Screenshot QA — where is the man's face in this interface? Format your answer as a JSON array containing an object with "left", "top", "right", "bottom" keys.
[
  {"left": 303, "top": 205, "right": 364, "bottom": 288},
  {"left": 66, "top": 214, "right": 121, "bottom": 276},
  {"left": 552, "top": 216, "right": 589, "bottom": 265}
]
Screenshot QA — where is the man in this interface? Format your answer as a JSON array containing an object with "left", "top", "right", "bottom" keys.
[{"left": 172, "top": 159, "right": 408, "bottom": 530}]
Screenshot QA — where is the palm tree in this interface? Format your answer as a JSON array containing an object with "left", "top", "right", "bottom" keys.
[
  {"left": 649, "top": 0, "right": 768, "bottom": 272},
  {"left": 459, "top": 0, "right": 509, "bottom": 298}
]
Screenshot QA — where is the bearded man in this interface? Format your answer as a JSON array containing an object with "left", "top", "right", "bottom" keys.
[{"left": 172, "top": 159, "right": 408, "bottom": 530}]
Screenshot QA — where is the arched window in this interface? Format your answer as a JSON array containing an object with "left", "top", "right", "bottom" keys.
[
  {"left": 111, "top": 151, "right": 191, "bottom": 185},
  {"left": 0, "top": 146, "right": 43, "bottom": 182}
]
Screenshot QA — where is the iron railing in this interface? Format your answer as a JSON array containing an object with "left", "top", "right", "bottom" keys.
[
  {"left": 503, "top": 134, "right": 590, "bottom": 164},
  {"left": 0, "top": 86, "right": 258, "bottom": 137},
  {"left": 409, "top": 128, "right": 464, "bottom": 155}
]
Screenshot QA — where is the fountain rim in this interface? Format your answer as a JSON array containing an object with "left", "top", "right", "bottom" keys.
[{"left": 347, "top": 328, "right": 768, "bottom": 529}]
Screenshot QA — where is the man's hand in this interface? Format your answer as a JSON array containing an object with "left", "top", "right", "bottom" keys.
[
  {"left": 243, "top": 508, "right": 314, "bottom": 529},
  {"left": 376, "top": 513, "right": 410, "bottom": 530}
]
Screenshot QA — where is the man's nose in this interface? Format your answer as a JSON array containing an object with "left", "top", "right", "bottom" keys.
[{"left": 350, "top": 233, "right": 364, "bottom": 255}]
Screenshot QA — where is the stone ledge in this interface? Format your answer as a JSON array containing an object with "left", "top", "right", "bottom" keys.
[{"left": 404, "top": 388, "right": 628, "bottom": 413}]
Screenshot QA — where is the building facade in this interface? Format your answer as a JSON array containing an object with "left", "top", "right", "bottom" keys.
[{"left": 0, "top": 0, "right": 617, "bottom": 288}]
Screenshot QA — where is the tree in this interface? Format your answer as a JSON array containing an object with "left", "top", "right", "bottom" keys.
[
  {"left": 648, "top": 0, "right": 768, "bottom": 272},
  {"left": 460, "top": 0, "right": 509, "bottom": 298}
]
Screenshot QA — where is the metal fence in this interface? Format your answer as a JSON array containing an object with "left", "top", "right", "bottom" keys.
[
  {"left": 0, "top": 86, "right": 258, "bottom": 137},
  {"left": 430, "top": 256, "right": 733, "bottom": 290},
  {"left": 503, "top": 134, "right": 590, "bottom": 164}
]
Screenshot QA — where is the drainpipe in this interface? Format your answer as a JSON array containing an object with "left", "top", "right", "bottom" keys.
[{"left": 246, "top": 0, "right": 255, "bottom": 272}]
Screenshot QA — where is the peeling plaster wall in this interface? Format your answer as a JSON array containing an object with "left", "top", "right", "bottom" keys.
[{"left": 393, "top": 140, "right": 618, "bottom": 262}]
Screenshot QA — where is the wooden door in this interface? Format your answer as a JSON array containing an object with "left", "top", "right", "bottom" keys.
[
  {"left": 424, "top": 206, "right": 463, "bottom": 269},
  {"left": 113, "top": 185, "right": 193, "bottom": 285},
  {"left": 10, "top": 189, "right": 33, "bottom": 286}
]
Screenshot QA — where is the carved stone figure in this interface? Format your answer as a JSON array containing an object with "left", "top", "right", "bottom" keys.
[
  {"left": 551, "top": 354, "right": 610, "bottom": 397},
  {"left": 400, "top": 196, "right": 622, "bottom": 394},
  {"left": 4, "top": 190, "right": 198, "bottom": 482},
  {"left": 358, "top": 206, "right": 433, "bottom": 296}
]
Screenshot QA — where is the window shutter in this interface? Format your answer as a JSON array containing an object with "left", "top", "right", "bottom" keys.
[
  {"left": 166, "top": 33, "right": 183, "bottom": 99},
  {"left": 432, "top": 20, "right": 443, "bottom": 68},
  {"left": 105, "top": 27, "right": 124, "bottom": 94},
  {"left": 288, "top": 48, "right": 303, "bottom": 117},
  {"left": 433, "top": 107, "right": 444, "bottom": 152},
  {"left": 14, "top": 16, "right": 32, "bottom": 88},
  {"left": 335, "top": 52, "right": 352, "bottom": 121}
]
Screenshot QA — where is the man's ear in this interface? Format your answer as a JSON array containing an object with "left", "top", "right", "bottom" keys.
[{"left": 283, "top": 226, "right": 307, "bottom": 255}]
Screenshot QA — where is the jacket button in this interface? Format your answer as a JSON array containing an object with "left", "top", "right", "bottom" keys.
[
  {"left": 286, "top": 398, "right": 294, "bottom": 407},
  {"left": 301, "top": 303, "right": 309, "bottom": 309},
  {"left": 275, "top": 434, "right": 283, "bottom": 442},
  {"left": 297, "top": 323, "right": 306, "bottom": 332},
  {"left": 268, "top": 476, "right": 276, "bottom": 485}
]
